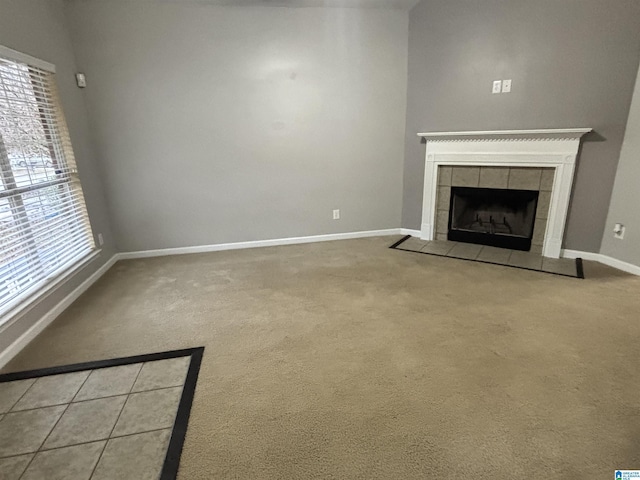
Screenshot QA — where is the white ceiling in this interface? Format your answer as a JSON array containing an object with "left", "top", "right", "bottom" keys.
[{"left": 71, "top": 0, "right": 421, "bottom": 10}]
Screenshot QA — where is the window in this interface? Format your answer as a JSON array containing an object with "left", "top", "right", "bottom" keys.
[{"left": 0, "top": 46, "right": 95, "bottom": 318}]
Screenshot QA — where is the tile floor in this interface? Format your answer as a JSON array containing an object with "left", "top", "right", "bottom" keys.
[
  {"left": 393, "top": 236, "right": 581, "bottom": 277},
  {"left": 0, "top": 356, "right": 191, "bottom": 480}
]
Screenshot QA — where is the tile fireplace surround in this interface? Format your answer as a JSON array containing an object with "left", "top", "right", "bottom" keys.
[{"left": 417, "top": 129, "right": 592, "bottom": 258}]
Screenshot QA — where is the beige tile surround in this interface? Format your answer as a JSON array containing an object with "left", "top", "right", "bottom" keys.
[{"left": 435, "top": 166, "right": 554, "bottom": 254}]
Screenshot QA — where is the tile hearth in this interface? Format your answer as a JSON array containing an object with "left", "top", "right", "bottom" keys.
[
  {"left": 392, "top": 236, "right": 582, "bottom": 278},
  {"left": 0, "top": 349, "right": 202, "bottom": 480}
]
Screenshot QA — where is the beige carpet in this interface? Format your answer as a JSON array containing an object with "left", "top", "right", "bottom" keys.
[{"left": 3, "top": 236, "right": 640, "bottom": 479}]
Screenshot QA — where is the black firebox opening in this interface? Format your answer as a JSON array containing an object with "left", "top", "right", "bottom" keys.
[{"left": 447, "top": 187, "right": 539, "bottom": 251}]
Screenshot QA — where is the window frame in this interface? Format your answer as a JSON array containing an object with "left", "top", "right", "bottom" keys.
[{"left": 0, "top": 46, "right": 98, "bottom": 325}]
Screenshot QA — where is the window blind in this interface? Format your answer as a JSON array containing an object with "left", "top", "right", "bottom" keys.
[{"left": 0, "top": 47, "right": 95, "bottom": 318}]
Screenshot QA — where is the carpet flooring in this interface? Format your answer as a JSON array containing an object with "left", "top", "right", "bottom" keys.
[{"left": 2, "top": 236, "right": 640, "bottom": 479}]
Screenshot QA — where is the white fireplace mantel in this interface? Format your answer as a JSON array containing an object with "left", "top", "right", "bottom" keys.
[{"left": 417, "top": 128, "right": 592, "bottom": 258}]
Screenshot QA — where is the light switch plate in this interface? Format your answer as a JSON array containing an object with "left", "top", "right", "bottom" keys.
[
  {"left": 502, "top": 79, "right": 512, "bottom": 93},
  {"left": 492, "top": 80, "right": 502, "bottom": 94}
]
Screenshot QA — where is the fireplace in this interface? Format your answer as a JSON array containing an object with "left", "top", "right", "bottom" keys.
[
  {"left": 448, "top": 187, "right": 539, "bottom": 251},
  {"left": 417, "top": 128, "right": 592, "bottom": 258}
]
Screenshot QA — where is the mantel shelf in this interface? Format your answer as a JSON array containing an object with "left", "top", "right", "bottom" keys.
[{"left": 417, "top": 128, "right": 592, "bottom": 140}]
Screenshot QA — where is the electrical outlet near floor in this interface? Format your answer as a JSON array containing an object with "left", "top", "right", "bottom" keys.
[
  {"left": 333, "top": 209, "right": 340, "bottom": 220},
  {"left": 614, "top": 223, "right": 625, "bottom": 239}
]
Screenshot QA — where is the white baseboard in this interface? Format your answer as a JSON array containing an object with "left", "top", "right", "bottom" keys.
[
  {"left": 118, "top": 228, "right": 404, "bottom": 260},
  {"left": 399, "top": 228, "right": 421, "bottom": 237},
  {"left": 0, "top": 254, "right": 119, "bottom": 369},
  {"left": 561, "top": 249, "right": 601, "bottom": 261},
  {"left": 562, "top": 249, "right": 640, "bottom": 276}
]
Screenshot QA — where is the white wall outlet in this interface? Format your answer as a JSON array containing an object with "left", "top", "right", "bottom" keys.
[
  {"left": 75, "top": 73, "right": 87, "bottom": 88},
  {"left": 333, "top": 209, "right": 340, "bottom": 220},
  {"left": 492, "top": 80, "right": 502, "bottom": 94},
  {"left": 97, "top": 233, "right": 104, "bottom": 246},
  {"left": 502, "top": 79, "right": 512, "bottom": 93},
  {"left": 614, "top": 223, "right": 625, "bottom": 239}
]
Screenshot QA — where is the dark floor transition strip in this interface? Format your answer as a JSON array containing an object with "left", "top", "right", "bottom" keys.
[{"left": 389, "top": 234, "right": 412, "bottom": 249}]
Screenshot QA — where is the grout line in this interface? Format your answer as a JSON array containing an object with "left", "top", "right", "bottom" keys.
[
  {"left": 30, "top": 438, "right": 107, "bottom": 454},
  {"left": 37, "top": 373, "right": 92, "bottom": 448},
  {"left": 128, "top": 362, "right": 145, "bottom": 394},
  {"left": 9, "top": 401, "right": 78, "bottom": 415},
  {"left": 108, "top": 426, "right": 172, "bottom": 441},
  {"left": 7, "top": 378, "right": 38, "bottom": 414},
  {"left": 116, "top": 383, "right": 185, "bottom": 398},
  {"left": 9, "top": 382, "right": 184, "bottom": 414},
  {"left": 88, "top": 361, "right": 148, "bottom": 480},
  {"left": 0, "top": 451, "right": 37, "bottom": 461},
  {"left": 27, "top": 426, "right": 174, "bottom": 457},
  {"left": 18, "top": 373, "right": 93, "bottom": 480},
  {"left": 70, "top": 392, "right": 127, "bottom": 406},
  {"left": 33, "top": 393, "right": 187, "bottom": 454},
  {"left": 88, "top": 429, "right": 175, "bottom": 480},
  {"left": 7, "top": 392, "right": 129, "bottom": 414},
  {"left": 70, "top": 362, "right": 144, "bottom": 403},
  {"left": 105, "top": 364, "right": 144, "bottom": 439},
  {"left": 85, "top": 441, "right": 106, "bottom": 480},
  {"left": 74, "top": 383, "right": 184, "bottom": 404},
  {"left": 72, "top": 361, "right": 143, "bottom": 403},
  {"left": 86, "top": 365, "right": 143, "bottom": 480},
  {"left": 88, "top": 359, "right": 185, "bottom": 479},
  {"left": 443, "top": 242, "right": 457, "bottom": 256}
]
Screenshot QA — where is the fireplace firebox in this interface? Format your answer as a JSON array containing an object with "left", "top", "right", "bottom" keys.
[{"left": 447, "top": 187, "right": 539, "bottom": 251}]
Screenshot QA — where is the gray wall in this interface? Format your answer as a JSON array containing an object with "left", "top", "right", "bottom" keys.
[
  {"left": 64, "top": 1, "right": 409, "bottom": 252},
  {"left": 402, "top": 0, "right": 640, "bottom": 253},
  {"left": 0, "top": 0, "right": 115, "bottom": 353},
  {"left": 601, "top": 63, "right": 640, "bottom": 266}
]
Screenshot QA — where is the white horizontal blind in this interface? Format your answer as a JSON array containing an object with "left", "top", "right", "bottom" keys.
[{"left": 0, "top": 50, "right": 95, "bottom": 317}]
